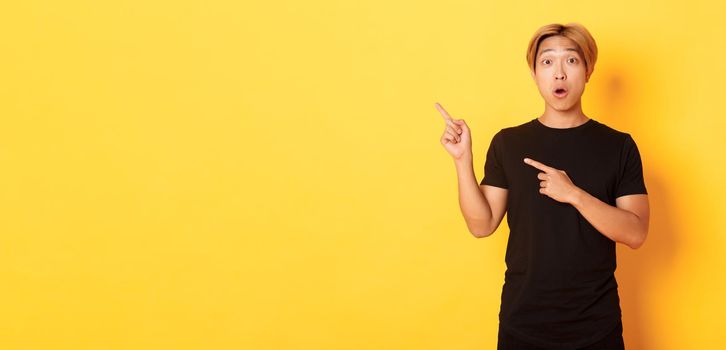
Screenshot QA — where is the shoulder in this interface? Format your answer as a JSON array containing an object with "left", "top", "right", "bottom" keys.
[
  {"left": 589, "top": 119, "right": 631, "bottom": 138},
  {"left": 587, "top": 119, "right": 642, "bottom": 149},
  {"left": 503, "top": 118, "right": 534, "bottom": 132},
  {"left": 496, "top": 118, "right": 536, "bottom": 139},
  {"left": 586, "top": 121, "right": 648, "bottom": 167}
]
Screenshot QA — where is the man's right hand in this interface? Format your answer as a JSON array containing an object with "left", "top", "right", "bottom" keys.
[{"left": 436, "top": 102, "right": 472, "bottom": 160}]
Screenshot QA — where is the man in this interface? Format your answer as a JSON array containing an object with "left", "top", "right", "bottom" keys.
[{"left": 436, "top": 22, "right": 649, "bottom": 350}]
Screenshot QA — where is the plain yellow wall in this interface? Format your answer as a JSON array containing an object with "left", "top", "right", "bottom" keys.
[{"left": 1, "top": 1, "right": 725, "bottom": 349}]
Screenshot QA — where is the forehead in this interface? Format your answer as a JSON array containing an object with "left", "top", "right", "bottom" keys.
[{"left": 537, "top": 36, "right": 582, "bottom": 56}]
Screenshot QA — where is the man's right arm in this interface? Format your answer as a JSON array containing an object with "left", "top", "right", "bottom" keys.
[{"left": 455, "top": 159, "right": 508, "bottom": 238}]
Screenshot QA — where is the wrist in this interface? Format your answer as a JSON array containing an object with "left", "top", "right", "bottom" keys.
[
  {"left": 569, "top": 186, "right": 587, "bottom": 207},
  {"left": 454, "top": 155, "right": 473, "bottom": 169}
]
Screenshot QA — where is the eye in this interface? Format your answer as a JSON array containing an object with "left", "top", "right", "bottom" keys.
[
  {"left": 542, "top": 59, "right": 551, "bottom": 65},
  {"left": 568, "top": 57, "right": 578, "bottom": 63}
]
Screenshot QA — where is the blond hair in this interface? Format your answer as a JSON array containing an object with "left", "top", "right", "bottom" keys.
[{"left": 526, "top": 23, "right": 598, "bottom": 78}]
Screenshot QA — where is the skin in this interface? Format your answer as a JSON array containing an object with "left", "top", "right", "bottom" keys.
[
  {"left": 437, "top": 35, "right": 650, "bottom": 249},
  {"left": 436, "top": 102, "right": 508, "bottom": 237}
]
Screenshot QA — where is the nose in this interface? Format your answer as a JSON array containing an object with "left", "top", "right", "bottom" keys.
[{"left": 554, "top": 64, "right": 566, "bottom": 80}]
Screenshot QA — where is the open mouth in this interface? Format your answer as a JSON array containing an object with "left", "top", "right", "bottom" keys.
[{"left": 553, "top": 88, "right": 568, "bottom": 98}]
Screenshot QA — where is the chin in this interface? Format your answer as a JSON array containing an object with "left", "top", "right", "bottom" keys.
[
  {"left": 553, "top": 105, "right": 575, "bottom": 112},
  {"left": 548, "top": 100, "right": 576, "bottom": 111}
]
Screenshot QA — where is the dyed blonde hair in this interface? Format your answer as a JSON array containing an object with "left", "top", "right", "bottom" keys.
[{"left": 526, "top": 22, "right": 598, "bottom": 79}]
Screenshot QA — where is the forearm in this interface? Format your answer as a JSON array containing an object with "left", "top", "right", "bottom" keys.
[
  {"left": 454, "top": 157, "right": 494, "bottom": 236},
  {"left": 570, "top": 188, "right": 647, "bottom": 249}
]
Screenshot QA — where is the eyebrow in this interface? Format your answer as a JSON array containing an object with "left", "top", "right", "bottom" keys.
[
  {"left": 539, "top": 47, "right": 578, "bottom": 56},
  {"left": 539, "top": 48, "right": 580, "bottom": 57}
]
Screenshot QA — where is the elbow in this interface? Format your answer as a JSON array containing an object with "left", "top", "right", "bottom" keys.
[
  {"left": 627, "top": 228, "right": 648, "bottom": 249},
  {"left": 627, "top": 239, "right": 643, "bottom": 250},
  {"left": 463, "top": 212, "right": 497, "bottom": 238},
  {"left": 626, "top": 215, "right": 650, "bottom": 249},
  {"left": 469, "top": 223, "right": 495, "bottom": 239},
  {"left": 472, "top": 230, "right": 493, "bottom": 239}
]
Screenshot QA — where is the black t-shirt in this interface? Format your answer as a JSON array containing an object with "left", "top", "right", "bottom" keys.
[{"left": 480, "top": 117, "right": 647, "bottom": 349}]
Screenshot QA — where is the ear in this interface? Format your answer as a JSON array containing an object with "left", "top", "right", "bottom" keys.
[{"left": 530, "top": 69, "right": 536, "bottom": 80}]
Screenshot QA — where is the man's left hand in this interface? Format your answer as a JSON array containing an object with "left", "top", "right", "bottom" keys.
[{"left": 524, "top": 157, "right": 581, "bottom": 204}]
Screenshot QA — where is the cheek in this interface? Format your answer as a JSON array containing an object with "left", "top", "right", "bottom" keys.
[{"left": 536, "top": 78, "right": 548, "bottom": 90}]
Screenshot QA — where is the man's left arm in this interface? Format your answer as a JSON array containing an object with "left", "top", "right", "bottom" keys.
[
  {"left": 522, "top": 157, "right": 650, "bottom": 249},
  {"left": 570, "top": 190, "right": 650, "bottom": 249}
]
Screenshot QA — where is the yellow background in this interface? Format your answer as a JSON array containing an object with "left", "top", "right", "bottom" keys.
[{"left": 1, "top": 1, "right": 724, "bottom": 349}]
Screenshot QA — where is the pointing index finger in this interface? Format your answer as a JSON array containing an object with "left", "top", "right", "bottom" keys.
[
  {"left": 524, "top": 158, "right": 553, "bottom": 172},
  {"left": 434, "top": 102, "right": 453, "bottom": 121}
]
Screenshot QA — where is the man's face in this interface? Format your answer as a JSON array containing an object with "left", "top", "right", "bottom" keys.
[{"left": 530, "top": 35, "right": 590, "bottom": 111}]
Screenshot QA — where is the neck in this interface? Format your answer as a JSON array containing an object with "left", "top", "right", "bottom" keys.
[{"left": 538, "top": 99, "right": 589, "bottom": 128}]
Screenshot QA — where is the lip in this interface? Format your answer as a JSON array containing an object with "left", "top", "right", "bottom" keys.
[{"left": 553, "top": 88, "right": 569, "bottom": 98}]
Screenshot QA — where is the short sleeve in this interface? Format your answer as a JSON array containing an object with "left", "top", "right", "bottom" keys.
[
  {"left": 614, "top": 134, "right": 648, "bottom": 198},
  {"left": 479, "top": 130, "right": 508, "bottom": 188}
]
